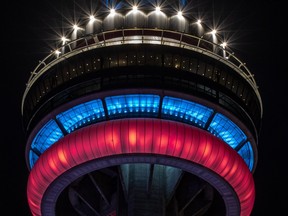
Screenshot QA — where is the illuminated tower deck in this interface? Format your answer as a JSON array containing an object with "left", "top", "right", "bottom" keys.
[{"left": 21, "top": 1, "right": 263, "bottom": 216}]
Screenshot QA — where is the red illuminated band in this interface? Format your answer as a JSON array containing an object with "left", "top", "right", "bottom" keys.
[{"left": 27, "top": 118, "right": 255, "bottom": 216}]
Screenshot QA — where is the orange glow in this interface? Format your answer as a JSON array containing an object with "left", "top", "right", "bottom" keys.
[
  {"left": 48, "top": 157, "right": 57, "bottom": 173},
  {"left": 143, "top": 121, "right": 153, "bottom": 153},
  {"left": 219, "top": 154, "right": 229, "bottom": 171},
  {"left": 202, "top": 141, "right": 212, "bottom": 161},
  {"left": 106, "top": 131, "right": 115, "bottom": 148},
  {"left": 174, "top": 137, "right": 183, "bottom": 156},
  {"left": 112, "top": 132, "right": 120, "bottom": 149},
  {"left": 58, "top": 148, "right": 68, "bottom": 166},
  {"left": 242, "top": 188, "right": 254, "bottom": 201},
  {"left": 160, "top": 134, "right": 169, "bottom": 151},
  {"left": 226, "top": 158, "right": 239, "bottom": 178},
  {"left": 129, "top": 129, "right": 137, "bottom": 146},
  {"left": 195, "top": 137, "right": 206, "bottom": 162}
]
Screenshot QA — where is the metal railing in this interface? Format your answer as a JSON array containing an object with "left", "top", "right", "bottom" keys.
[{"left": 21, "top": 28, "right": 263, "bottom": 116}]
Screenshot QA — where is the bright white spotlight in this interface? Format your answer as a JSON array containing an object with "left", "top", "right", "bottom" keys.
[
  {"left": 177, "top": 11, "right": 183, "bottom": 18},
  {"left": 110, "top": 8, "right": 116, "bottom": 16},
  {"left": 221, "top": 42, "right": 227, "bottom": 48},
  {"left": 155, "top": 6, "right": 161, "bottom": 13},
  {"left": 197, "top": 19, "right": 201, "bottom": 25},
  {"left": 61, "top": 36, "right": 69, "bottom": 45},
  {"left": 132, "top": 5, "right": 138, "bottom": 12},
  {"left": 73, "top": 24, "right": 80, "bottom": 31},
  {"left": 89, "top": 15, "right": 96, "bottom": 23},
  {"left": 54, "top": 49, "right": 61, "bottom": 56},
  {"left": 73, "top": 24, "right": 84, "bottom": 32},
  {"left": 211, "top": 29, "right": 217, "bottom": 35}
]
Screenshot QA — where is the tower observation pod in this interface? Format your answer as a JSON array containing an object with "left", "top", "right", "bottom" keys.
[{"left": 21, "top": 1, "right": 263, "bottom": 216}]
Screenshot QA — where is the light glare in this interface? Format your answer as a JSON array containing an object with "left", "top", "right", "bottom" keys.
[
  {"left": 132, "top": 5, "right": 138, "bottom": 12},
  {"left": 110, "top": 8, "right": 115, "bottom": 16},
  {"left": 221, "top": 42, "right": 227, "bottom": 48},
  {"left": 61, "top": 36, "right": 69, "bottom": 45},
  {"left": 73, "top": 24, "right": 79, "bottom": 31},
  {"left": 211, "top": 29, "right": 217, "bottom": 35},
  {"left": 155, "top": 6, "right": 161, "bottom": 13},
  {"left": 55, "top": 50, "right": 61, "bottom": 56},
  {"left": 89, "top": 15, "right": 95, "bottom": 23}
]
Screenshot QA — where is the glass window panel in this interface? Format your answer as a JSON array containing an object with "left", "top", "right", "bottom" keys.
[
  {"left": 219, "top": 70, "right": 227, "bottom": 86},
  {"left": 55, "top": 69, "right": 63, "bottom": 86},
  {"left": 39, "top": 82, "right": 46, "bottom": 97},
  {"left": 189, "top": 58, "right": 198, "bottom": 73},
  {"left": 146, "top": 52, "right": 155, "bottom": 65},
  {"left": 208, "top": 113, "right": 247, "bottom": 149},
  {"left": 231, "top": 78, "right": 238, "bottom": 94},
  {"left": 62, "top": 66, "right": 70, "bottom": 82},
  {"left": 226, "top": 74, "right": 233, "bottom": 90},
  {"left": 173, "top": 55, "right": 181, "bottom": 69},
  {"left": 70, "top": 63, "right": 78, "bottom": 79},
  {"left": 241, "top": 85, "right": 249, "bottom": 101},
  {"left": 236, "top": 83, "right": 244, "bottom": 98},
  {"left": 56, "top": 99, "right": 105, "bottom": 133},
  {"left": 31, "top": 119, "right": 64, "bottom": 157},
  {"left": 238, "top": 142, "right": 254, "bottom": 171},
  {"left": 44, "top": 78, "right": 51, "bottom": 94},
  {"left": 244, "top": 93, "right": 252, "bottom": 107},
  {"left": 162, "top": 96, "right": 213, "bottom": 128},
  {"left": 92, "top": 57, "right": 101, "bottom": 70},
  {"left": 103, "top": 56, "right": 110, "bottom": 68},
  {"left": 109, "top": 55, "right": 118, "bottom": 68},
  {"left": 212, "top": 67, "right": 219, "bottom": 82},
  {"left": 128, "top": 52, "right": 137, "bottom": 66},
  {"left": 154, "top": 54, "right": 162, "bottom": 66},
  {"left": 77, "top": 61, "right": 85, "bottom": 75},
  {"left": 163, "top": 54, "right": 172, "bottom": 67},
  {"left": 29, "top": 150, "right": 39, "bottom": 168},
  {"left": 84, "top": 58, "right": 93, "bottom": 73},
  {"left": 137, "top": 52, "right": 145, "bottom": 65},
  {"left": 105, "top": 94, "right": 160, "bottom": 118},
  {"left": 119, "top": 53, "right": 128, "bottom": 67},
  {"left": 205, "top": 64, "right": 213, "bottom": 79},
  {"left": 181, "top": 57, "right": 189, "bottom": 71},
  {"left": 196, "top": 61, "right": 206, "bottom": 76}
]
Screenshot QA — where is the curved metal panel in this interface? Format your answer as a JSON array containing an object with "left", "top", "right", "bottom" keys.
[
  {"left": 169, "top": 16, "right": 189, "bottom": 33},
  {"left": 147, "top": 12, "right": 168, "bottom": 29},
  {"left": 103, "top": 13, "right": 124, "bottom": 31},
  {"left": 125, "top": 10, "right": 147, "bottom": 28}
]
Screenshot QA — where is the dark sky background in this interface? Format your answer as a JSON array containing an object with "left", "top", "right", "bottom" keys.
[{"left": 1, "top": 0, "right": 286, "bottom": 215}]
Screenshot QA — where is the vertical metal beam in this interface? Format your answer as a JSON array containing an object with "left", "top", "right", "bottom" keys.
[{"left": 146, "top": 164, "right": 154, "bottom": 197}]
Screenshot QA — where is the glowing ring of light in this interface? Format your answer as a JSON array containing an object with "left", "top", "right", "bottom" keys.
[{"left": 27, "top": 118, "right": 254, "bottom": 216}]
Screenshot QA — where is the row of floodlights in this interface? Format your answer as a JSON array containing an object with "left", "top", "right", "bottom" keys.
[{"left": 54, "top": 5, "right": 228, "bottom": 55}]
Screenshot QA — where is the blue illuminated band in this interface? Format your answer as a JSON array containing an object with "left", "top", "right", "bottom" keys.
[{"left": 29, "top": 94, "right": 254, "bottom": 171}]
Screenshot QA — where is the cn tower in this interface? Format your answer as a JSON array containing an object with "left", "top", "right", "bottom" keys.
[{"left": 21, "top": 1, "right": 263, "bottom": 215}]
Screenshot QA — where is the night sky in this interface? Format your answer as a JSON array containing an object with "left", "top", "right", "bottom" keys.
[{"left": 1, "top": 0, "right": 286, "bottom": 215}]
